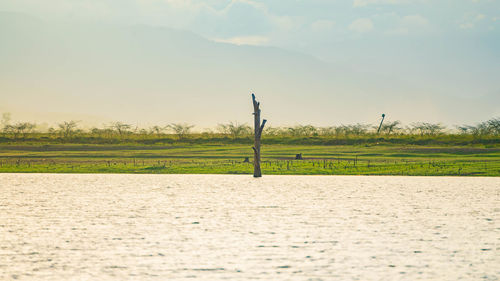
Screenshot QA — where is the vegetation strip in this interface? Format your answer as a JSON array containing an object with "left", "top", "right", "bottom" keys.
[
  {"left": 0, "top": 143, "right": 498, "bottom": 176},
  {"left": 0, "top": 117, "right": 499, "bottom": 176}
]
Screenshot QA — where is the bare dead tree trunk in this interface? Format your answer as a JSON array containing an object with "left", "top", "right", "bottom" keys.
[
  {"left": 252, "top": 93, "right": 267, "bottom": 177},
  {"left": 377, "top": 113, "right": 386, "bottom": 134}
]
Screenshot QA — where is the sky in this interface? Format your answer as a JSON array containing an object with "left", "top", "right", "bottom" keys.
[
  {"left": 0, "top": 0, "right": 499, "bottom": 128},
  {"left": 2, "top": 0, "right": 499, "bottom": 60}
]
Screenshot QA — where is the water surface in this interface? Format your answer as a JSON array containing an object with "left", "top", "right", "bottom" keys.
[{"left": 1, "top": 174, "right": 498, "bottom": 280}]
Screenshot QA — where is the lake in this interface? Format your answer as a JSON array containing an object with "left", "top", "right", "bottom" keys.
[{"left": 0, "top": 174, "right": 498, "bottom": 280}]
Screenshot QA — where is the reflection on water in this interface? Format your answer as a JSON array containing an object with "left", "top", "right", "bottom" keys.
[{"left": 0, "top": 174, "right": 498, "bottom": 280}]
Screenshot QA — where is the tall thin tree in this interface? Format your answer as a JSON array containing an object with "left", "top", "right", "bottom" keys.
[
  {"left": 377, "top": 113, "right": 386, "bottom": 134},
  {"left": 252, "top": 93, "right": 267, "bottom": 177}
]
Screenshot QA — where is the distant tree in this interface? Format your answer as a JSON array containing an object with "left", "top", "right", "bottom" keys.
[
  {"left": 286, "top": 126, "right": 299, "bottom": 136},
  {"left": 410, "top": 123, "right": 425, "bottom": 135},
  {"left": 456, "top": 121, "right": 492, "bottom": 136},
  {"left": 150, "top": 125, "right": 167, "bottom": 137},
  {"left": 21, "top": 122, "right": 36, "bottom": 138},
  {"left": 333, "top": 126, "right": 345, "bottom": 136},
  {"left": 91, "top": 127, "right": 114, "bottom": 138},
  {"left": 473, "top": 123, "right": 489, "bottom": 136},
  {"left": 456, "top": 125, "right": 471, "bottom": 134},
  {"left": 487, "top": 118, "right": 500, "bottom": 135},
  {"left": 217, "top": 122, "right": 251, "bottom": 138},
  {"left": 410, "top": 122, "right": 445, "bottom": 136},
  {"left": 262, "top": 126, "right": 284, "bottom": 136},
  {"left": 110, "top": 122, "right": 132, "bottom": 137},
  {"left": 287, "top": 125, "right": 318, "bottom": 136},
  {"left": 4, "top": 122, "right": 36, "bottom": 139},
  {"left": 459, "top": 118, "right": 500, "bottom": 136},
  {"left": 1, "top": 112, "right": 11, "bottom": 132},
  {"left": 342, "top": 123, "right": 370, "bottom": 136},
  {"left": 318, "top": 126, "right": 336, "bottom": 136},
  {"left": 90, "top": 127, "right": 101, "bottom": 136},
  {"left": 428, "top": 123, "right": 446, "bottom": 135},
  {"left": 301, "top": 125, "right": 318, "bottom": 136},
  {"left": 48, "top": 127, "right": 57, "bottom": 136},
  {"left": 168, "top": 123, "right": 194, "bottom": 139},
  {"left": 58, "top": 121, "right": 79, "bottom": 138},
  {"left": 380, "top": 121, "right": 401, "bottom": 135}
]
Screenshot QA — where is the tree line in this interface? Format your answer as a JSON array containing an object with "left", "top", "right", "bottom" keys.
[{"left": 1, "top": 113, "right": 500, "bottom": 140}]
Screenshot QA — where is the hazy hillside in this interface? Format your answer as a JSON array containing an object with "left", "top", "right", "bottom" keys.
[{"left": 0, "top": 12, "right": 498, "bottom": 127}]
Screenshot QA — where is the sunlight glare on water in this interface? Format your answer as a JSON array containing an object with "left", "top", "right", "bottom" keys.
[{"left": 0, "top": 174, "right": 498, "bottom": 280}]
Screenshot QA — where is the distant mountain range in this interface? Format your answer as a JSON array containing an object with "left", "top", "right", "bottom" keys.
[{"left": 1, "top": 12, "right": 498, "bottom": 127}]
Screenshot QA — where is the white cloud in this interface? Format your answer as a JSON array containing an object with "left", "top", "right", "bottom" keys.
[
  {"left": 216, "top": 0, "right": 297, "bottom": 33},
  {"left": 349, "top": 18, "right": 374, "bottom": 32},
  {"left": 402, "top": 14, "right": 429, "bottom": 26},
  {"left": 353, "top": 0, "right": 411, "bottom": 7},
  {"left": 475, "top": 13, "right": 486, "bottom": 20},
  {"left": 310, "top": 19, "right": 335, "bottom": 32},
  {"left": 459, "top": 13, "right": 487, "bottom": 29},
  {"left": 271, "top": 15, "right": 296, "bottom": 31},
  {"left": 386, "top": 27, "right": 409, "bottom": 35},
  {"left": 213, "top": 35, "right": 269, "bottom": 46},
  {"left": 382, "top": 13, "right": 429, "bottom": 35},
  {"left": 459, "top": 22, "right": 475, "bottom": 29}
]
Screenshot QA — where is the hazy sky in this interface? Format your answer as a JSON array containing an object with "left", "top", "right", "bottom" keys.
[
  {"left": 2, "top": 0, "right": 499, "bottom": 60},
  {"left": 1, "top": 0, "right": 499, "bottom": 127}
]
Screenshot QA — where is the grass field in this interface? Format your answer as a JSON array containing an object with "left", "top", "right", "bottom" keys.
[{"left": 1, "top": 142, "right": 499, "bottom": 176}]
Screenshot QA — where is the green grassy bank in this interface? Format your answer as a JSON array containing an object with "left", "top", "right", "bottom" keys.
[{"left": 1, "top": 141, "right": 499, "bottom": 176}]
